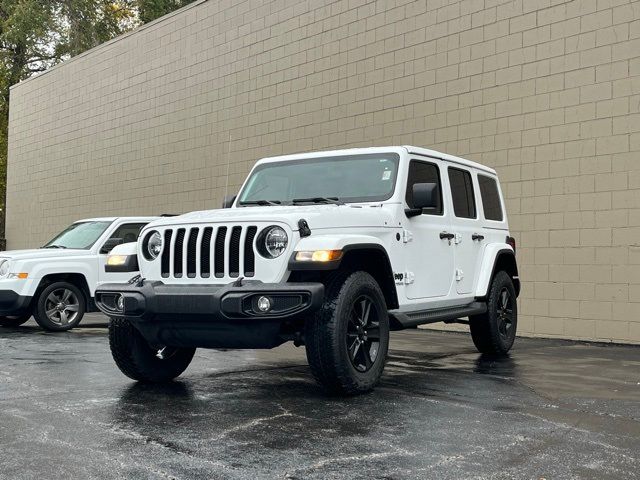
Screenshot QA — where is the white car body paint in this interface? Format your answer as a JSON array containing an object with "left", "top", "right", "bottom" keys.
[
  {"left": 0, "top": 217, "right": 157, "bottom": 301},
  {"left": 134, "top": 146, "right": 515, "bottom": 314}
]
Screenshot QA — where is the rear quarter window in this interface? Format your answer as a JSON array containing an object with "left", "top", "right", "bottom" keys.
[{"left": 478, "top": 175, "right": 504, "bottom": 222}]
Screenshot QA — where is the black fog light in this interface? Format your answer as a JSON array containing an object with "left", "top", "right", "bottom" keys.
[{"left": 256, "top": 296, "right": 272, "bottom": 313}]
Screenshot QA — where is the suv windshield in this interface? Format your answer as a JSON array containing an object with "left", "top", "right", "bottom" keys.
[
  {"left": 42, "top": 221, "right": 113, "bottom": 250},
  {"left": 238, "top": 153, "right": 400, "bottom": 205}
]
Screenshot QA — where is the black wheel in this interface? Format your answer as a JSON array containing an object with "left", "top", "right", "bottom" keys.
[
  {"left": 0, "top": 313, "right": 31, "bottom": 327},
  {"left": 33, "top": 281, "right": 86, "bottom": 332},
  {"left": 470, "top": 271, "right": 517, "bottom": 354},
  {"left": 109, "top": 317, "right": 195, "bottom": 383},
  {"left": 305, "top": 271, "right": 390, "bottom": 395}
]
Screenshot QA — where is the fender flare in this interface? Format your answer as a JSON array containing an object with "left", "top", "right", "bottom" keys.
[
  {"left": 288, "top": 235, "right": 387, "bottom": 271},
  {"left": 474, "top": 246, "right": 519, "bottom": 298},
  {"left": 288, "top": 236, "right": 399, "bottom": 309}
]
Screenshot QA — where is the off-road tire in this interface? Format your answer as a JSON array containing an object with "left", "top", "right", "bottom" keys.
[
  {"left": 305, "top": 271, "right": 390, "bottom": 395},
  {"left": 0, "top": 313, "right": 31, "bottom": 327},
  {"left": 33, "top": 281, "right": 86, "bottom": 332},
  {"left": 109, "top": 317, "right": 196, "bottom": 383},
  {"left": 470, "top": 271, "right": 517, "bottom": 354}
]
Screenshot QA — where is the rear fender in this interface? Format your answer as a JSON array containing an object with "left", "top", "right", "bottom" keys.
[{"left": 475, "top": 244, "right": 519, "bottom": 298}]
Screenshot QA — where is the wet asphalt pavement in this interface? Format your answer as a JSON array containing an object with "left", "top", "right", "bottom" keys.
[{"left": 0, "top": 314, "right": 639, "bottom": 480}]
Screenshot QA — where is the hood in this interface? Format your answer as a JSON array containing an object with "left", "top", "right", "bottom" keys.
[
  {"left": 144, "top": 204, "right": 400, "bottom": 231},
  {"left": 0, "top": 248, "right": 89, "bottom": 261}
]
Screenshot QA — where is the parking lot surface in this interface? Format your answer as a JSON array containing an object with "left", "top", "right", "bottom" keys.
[{"left": 1, "top": 314, "right": 639, "bottom": 479}]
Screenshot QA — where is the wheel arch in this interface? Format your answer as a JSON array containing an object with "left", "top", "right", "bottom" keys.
[
  {"left": 475, "top": 247, "right": 520, "bottom": 299},
  {"left": 289, "top": 243, "right": 399, "bottom": 311},
  {"left": 34, "top": 273, "right": 93, "bottom": 307}
]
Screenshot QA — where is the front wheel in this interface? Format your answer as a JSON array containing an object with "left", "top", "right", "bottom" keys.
[
  {"left": 305, "top": 271, "right": 390, "bottom": 395},
  {"left": 109, "top": 317, "right": 195, "bottom": 383},
  {"left": 0, "top": 313, "right": 31, "bottom": 327},
  {"left": 33, "top": 281, "right": 86, "bottom": 332},
  {"left": 469, "top": 271, "right": 518, "bottom": 354}
]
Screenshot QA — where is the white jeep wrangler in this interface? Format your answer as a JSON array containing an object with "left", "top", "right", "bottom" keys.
[
  {"left": 0, "top": 217, "right": 156, "bottom": 331},
  {"left": 96, "top": 147, "right": 519, "bottom": 394}
]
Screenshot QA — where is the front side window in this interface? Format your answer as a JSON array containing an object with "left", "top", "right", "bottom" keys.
[
  {"left": 405, "top": 160, "right": 443, "bottom": 215},
  {"left": 238, "top": 153, "right": 400, "bottom": 205},
  {"left": 42, "top": 221, "right": 113, "bottom": 250},
  {"left": 478, "top": 175, "right": 504, "bottom": 221},
  {"left": 448, "top": 167, "right": 476, "bottom": 219},
  {"left": 109, "top": 223, "right": 147, "bottom": 244}
]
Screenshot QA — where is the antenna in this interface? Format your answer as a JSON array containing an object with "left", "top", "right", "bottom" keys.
[{"left": 223, "top": 130, "right": 231, "bottom": 202}]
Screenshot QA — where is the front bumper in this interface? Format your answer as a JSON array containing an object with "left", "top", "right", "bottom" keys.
[
  {"left": 0, "top": 290, "right": 32, "bottom": 316},
  {"left": 95, "top": 280, "right": 324, "bottom": 349}
]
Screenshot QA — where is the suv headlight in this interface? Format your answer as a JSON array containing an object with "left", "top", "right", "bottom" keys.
[
  {"left": 143, "top": 231, "right": 163, "bottom": 260},
  {"left": 0, "top": 259, "right": 10, "bottom": 278},
  {"left": 258, "top": 226, "right": 288, "bottom": 258}
]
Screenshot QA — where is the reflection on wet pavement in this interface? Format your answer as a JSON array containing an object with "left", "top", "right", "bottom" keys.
[{"left": 0, "top": 315, "right": 639, "bottom": 479}]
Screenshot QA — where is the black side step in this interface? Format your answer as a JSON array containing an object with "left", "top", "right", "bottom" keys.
[{"left": 389, "top": 302, "right": 487, "bottom": 330}]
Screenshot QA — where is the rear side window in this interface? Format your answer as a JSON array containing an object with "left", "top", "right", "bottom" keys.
[
  {"left": 405, "top": 160, "right": 443, "bottom": 215},
  {"left": 478, "top": 175, "right": 504, "bottom": 221},
  {"left": 447, "top": 167, "right": 476, "bottom": 219}
]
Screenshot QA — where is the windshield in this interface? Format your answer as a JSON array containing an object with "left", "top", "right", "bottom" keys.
[
  {"left": 42, "top": 221, "right": 113, "bottom": 249},
  {"left": 238, "top": 153, "right": 400, "bottom": 205}
]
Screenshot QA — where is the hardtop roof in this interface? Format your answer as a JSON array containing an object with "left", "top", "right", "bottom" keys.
[{"left": 255, "top": 146, "right": 497, "bottom": 175}]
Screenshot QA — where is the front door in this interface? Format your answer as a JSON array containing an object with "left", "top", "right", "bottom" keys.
[{"left": 403, "top": 159, "right": 455, "bottom": 300}]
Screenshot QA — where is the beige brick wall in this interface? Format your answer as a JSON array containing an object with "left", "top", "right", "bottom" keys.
[{"left": 7, "top": 0, "right": 640, "bottom": 343}]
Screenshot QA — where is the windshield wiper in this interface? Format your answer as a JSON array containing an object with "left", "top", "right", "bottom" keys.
[
  {"left": 42, "top": 245, "right": 67, "bottom": 249},
  {"left": 292, "top": 197, "right": 344, "bottom": 205},
  {"left": 239, "top": 200, "right": 282, "bottom": 206}
]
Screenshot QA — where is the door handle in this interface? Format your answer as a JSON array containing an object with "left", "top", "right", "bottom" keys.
[
  {"left": 440, "top": 231, "right": 455, "bottom": 240},
  {"left": 472, "top": 233, "right": 485, "bottom": 241}
]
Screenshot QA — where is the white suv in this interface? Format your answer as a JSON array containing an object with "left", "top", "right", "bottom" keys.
[
  {"left": 96, "top": 147, "right": 519, "bottom": 394},
  {"left": 0, "top": 217, "right": 157, "bottom": 331}
]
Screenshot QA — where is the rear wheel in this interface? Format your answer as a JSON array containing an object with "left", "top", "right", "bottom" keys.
[
  {"left": 0, "top": 313, "right": 31, "bottom": 327},
  {"left": 33, "top": 282, "right": 86, "bottom": 332},
  {"left": 305, "top": 271, "right": 390, "bottom": 395},
  {"left": 109, "top": 317, "right": 195, "bottom": 383},
  {"left": 470, "top": 271, "right": 517, "bottom": 354}
]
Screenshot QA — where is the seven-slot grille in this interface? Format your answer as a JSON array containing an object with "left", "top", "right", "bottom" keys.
[{"left": 160, "top": 225, "right": 258, "bottom": 279}]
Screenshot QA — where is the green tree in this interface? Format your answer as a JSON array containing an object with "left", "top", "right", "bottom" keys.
[
  {"left": 0, "top": 0, "right": 190, "bottom": 242},
  {"left": 137, "top": 0, "right": 194, "bottom": 24}
]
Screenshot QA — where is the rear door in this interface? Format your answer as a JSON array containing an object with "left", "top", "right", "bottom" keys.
[
  {"left": 446, "top": 166, "right": 482, "bottom": 295},
  {"left": 403, "top": 159, "right": 455, "bottom": 300}
]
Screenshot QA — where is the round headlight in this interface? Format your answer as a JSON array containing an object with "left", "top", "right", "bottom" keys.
[
  {"left": 144, "top": 231, "right": 163, "bottom": 260},
  {"left": 0, "top": 260, "right": 10, "bottom": 277},
  {"left": 261, "top": 226, "right": 288, "bottom": 258}
]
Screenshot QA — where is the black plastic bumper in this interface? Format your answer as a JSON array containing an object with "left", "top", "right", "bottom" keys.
[
  {"left": 0, "top": 290, "right": 32, "bottom": 316},
  {"left": 95, "top": 280, "right": 324, "bottom": 349}
]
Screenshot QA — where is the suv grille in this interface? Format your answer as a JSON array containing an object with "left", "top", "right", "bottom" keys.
[{"left": 160, "top": 225, "right": 258, "bottom": 279}]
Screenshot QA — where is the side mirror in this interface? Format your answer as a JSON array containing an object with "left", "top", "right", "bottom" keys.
[
  {"left": 405, "top": 183, "right": 438, "bottom": 218},
  {"left": 222, "top": 194, "right": 237, "bottom": 209},
  {"left": 100, "top": 237, "right": 124, "bottom": 254}
]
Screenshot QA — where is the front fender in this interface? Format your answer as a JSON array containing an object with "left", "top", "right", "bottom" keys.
[
  {"left": 474, "top": 244, "right": 517, "bottom": 298},
  {"left": 293, "top": 234, "right": 386, "bottom": 252},
  {"left": 14, "top": 259, "right": 95, "bottom": 297}
]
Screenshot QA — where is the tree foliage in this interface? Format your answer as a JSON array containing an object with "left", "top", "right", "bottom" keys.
[
  {"left": 137, "top": 0, "right": 194, "bottom": 24},
  {"left": 0, "top": 0, "right": 196, "bottom": 238}
]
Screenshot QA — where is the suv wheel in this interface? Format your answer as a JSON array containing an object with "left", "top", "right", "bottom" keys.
[
  {"left": 33, "top": 281, "right": 86, "bottom": 332},
  {"left": 109, "top": 317, "right": 196, "bottom": 383},
  {"left": 470, "top": 271, "right": 517, "bottom": 354},
  {"left": 0, "top": 313, "right": 31, "bottom": 327},
  {"left": 305, "top": 271, "right": 390, "bottom": 395}
]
